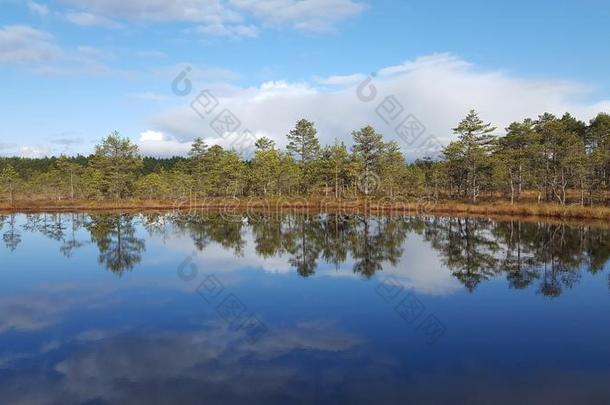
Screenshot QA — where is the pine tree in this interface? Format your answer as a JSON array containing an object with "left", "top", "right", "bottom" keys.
[
  {"left": 56, "top": 156, "right": 82, "bottom": 200},
  {"left": 255, "top": 137, "right": 276, "bottom": 152},
  {"left": 91, "top": 131, "right": 143, "bottom": 199},
  {"left": 286, "top": 119, "right": 320, "bottom": 163},
  {"left": 0, "top": 164, "right": 19, "bottom": 205},
  {"left": 189, "top": 137, "right": 209, "bottom": 197},
  {"left": 351, "top": 126, "right": 384, "bottom": 196},
  {"left": 451, "top": 110, "right": 496, "bottom": 202},
  {"left": 286, "top": 119, "right": 320, "bottom": 194}
]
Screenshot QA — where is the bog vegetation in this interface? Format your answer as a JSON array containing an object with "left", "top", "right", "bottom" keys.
[{"left": 1, "top": 110, "right": 610, "bottom": 207}]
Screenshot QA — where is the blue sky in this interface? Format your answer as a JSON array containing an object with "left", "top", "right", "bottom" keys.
[{"left": 1, "top": 0, "right": 609, "bottom": 158}]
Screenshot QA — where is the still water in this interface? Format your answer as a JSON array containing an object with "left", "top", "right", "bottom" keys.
[{"left": 1, "top": 212, "right": 610, "bottom": 404}]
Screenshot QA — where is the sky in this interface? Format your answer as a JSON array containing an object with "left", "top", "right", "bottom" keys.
[{"left": 0, "top": 0, "right": 609, "bottom": 159}]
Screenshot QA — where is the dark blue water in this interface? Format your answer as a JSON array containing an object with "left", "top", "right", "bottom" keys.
[{"left": 1, "top": 212, "right": 610, "bottom": 404}]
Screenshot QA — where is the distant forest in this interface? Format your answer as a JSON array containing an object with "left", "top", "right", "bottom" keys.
[{"left": 1, "top": 110, "right": 609, "bottom": 206}]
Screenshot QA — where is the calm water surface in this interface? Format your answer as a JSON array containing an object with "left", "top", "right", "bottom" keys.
[{"left": 1, "top": 212, "right": 610, "bottom": 404}]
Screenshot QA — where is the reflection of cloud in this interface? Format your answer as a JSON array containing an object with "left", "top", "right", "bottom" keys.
[
  {"left": 0, "top": 285, "right": 121, "bottom": 334},
  {"left": 251, "top": 320, "right": 362, "bottom": 359},
  {"left": 0, "top": 320, "right": 362, "bottom": 404},
  {"left": 3, "top": 316, "right": 610, "bottom": 404},
  {"left": 162, "top": 232, "right": 295, "bottom": 274},
  {"left": 384, "top": 234, "right": 461, "bottom": 296},
  {"left": 0, "top": 296, "right": 71, "bottom": 333}
]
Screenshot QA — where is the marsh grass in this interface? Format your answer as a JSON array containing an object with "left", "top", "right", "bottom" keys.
[{"left": 2, "top": 197, "right": 610, "bottom": 225}]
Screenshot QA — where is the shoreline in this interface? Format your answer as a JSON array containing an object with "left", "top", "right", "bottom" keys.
[{"left": 2, "top": 198, "right": 610, "bottom": 227}]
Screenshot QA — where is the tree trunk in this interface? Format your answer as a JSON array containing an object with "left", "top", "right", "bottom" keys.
[
  {"left": 472, "top": 176, "right": 477, "bottom": 203},
  {"left": 335, "top": 170, "right": 339, "bottom": 199},
  {"left": 517, "top": 164, "right": 522, "bottom": 201},
  {"left": 70, "top": 170, "right": 75, "bottom": 200}
]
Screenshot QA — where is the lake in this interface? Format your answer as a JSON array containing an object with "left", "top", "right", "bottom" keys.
[{"left": 1, "top": 212, "right": 610, "bottom": 404}]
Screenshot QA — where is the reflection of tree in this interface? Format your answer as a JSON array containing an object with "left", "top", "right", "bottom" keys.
[
  {"left": 492, "top": 221, "right": 537, "bottom": 289},
  {"left": 22, "top": 213, "right": 67, "bottom": 241},
  {"left": 2, "top": 214, "right": 21, "bottom": 251},
  {"left": 4, "top": 211, "right": 610, "bottom": 296},
  {"left": 286, "top": 215, "right": 323, "bottom": 277},
  {"left": 60, "top": 213, "right": 88, "bottom": 257},
  {"left": 422, "top": 217, "right": 610, "bottom": 297},
  {"left": 348, "top": 216, "right": 407, "bottom": 278},
  {"left": 349, "top": 217, "right": 384, "bottom": 278},
  {"left": 320, "top": 214, "right": 349, "bottom": 269},
  {"left": 141, "top": 213, "right": 172, "bottom": 243},
  {"left": 251, "top": 213, "right": 407, "bottom": 278},
  {"left": 251, "top": 216, "right": 290, "bottom": 258},
  {"left": 15, "top": 213, "right": 88, "bottom": 257},
  {"left": 424, "top": 217, "right": 500, "bottom": 291},
  {"left": 86, "top": 214, "right": 145, "bottom": 275},
  {"left": 173, "top": 213, "right": 245, "bottom": 256}
]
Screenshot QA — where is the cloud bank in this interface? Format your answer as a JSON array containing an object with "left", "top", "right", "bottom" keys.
[{"left": 144, "top": 53, "right": 610, "bottom": 159}]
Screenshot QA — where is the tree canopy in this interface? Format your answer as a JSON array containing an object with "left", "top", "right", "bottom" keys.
[{"left": 1, "top": 112, "right": 610, "bottom": 206}]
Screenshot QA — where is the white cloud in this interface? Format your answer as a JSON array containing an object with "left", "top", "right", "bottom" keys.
[
  {"left": 314, "top": 73, "right": 367, "bottom": 86},
  {"left": 27, "top": 1, "right": 49, "bottom": 16},
  {"left": 0, "top": 24, "right": 127, "bottom": 76},
  {"left": 196, "top": 23, "right": 258, "bottom": 38},
  {"left": 230, "top": 0, "right": 366, "bottom": 31},
  {"left": 65, "top": 12, "right": 121, "bottom": 28},
  {"left": 57, "top": 0, "right": 365, "bottom": 34},
  {"left": 19, "top": 146, "right": 51, "bottom": 158},
  {"left": 137, "top": 128, "right": 269, "bottom": 157},
  {"left": 0, "top": 145, "right": 52, "bottom": 158},
  {"left": 148, "top": 53, "right": 610, "bottom": 160},
  {"left": 139, "top": 130, "right": 165, "bottom": 142},
  {"left": 0, "top": 25, "right": 61, "bottom": 65},
  {"left": 59, "top": 0, "right": 242, "bottom": 24},
  {"left": 137, "top": 130, "right": 192, "bottom": 157},
  {"left": 128, "top": 92, "right": 169, "bottom": 102}
]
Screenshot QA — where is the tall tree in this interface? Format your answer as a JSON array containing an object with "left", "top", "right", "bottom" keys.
[
  {"left": 91, "top": 132, "right": 143, "bottom": 199},
  {"left": 286, "top": 119, "right": 320, "bottom": 194},
  {"left": 320, "top": 141, "right": 350, "bottom": 198},
  {"left": 0, "top": 164, "right": 19, "bottom": 205},
  {"left": 189, "top": 137, "right": 209, "bottom": 196},
  {"left": 56, "top": 156, "right": 82, "bottom": 200},
  {"left": 494, "top": 120, "right": 534, "bottom": 204},
  {"left": 379, "top": 141, "right": 406, "bottom": 197},
  {"left": 286, "top": 119, "right": 320, "bottom": 163},
  {"left": 449, "top": 110, "right": 496, "bottom": 202},
  {"left": 351, "top": 125, "right": 384, "bottom": 196},
  {"left": 251, "top": 144, "right": 281, "bottom": 196}
]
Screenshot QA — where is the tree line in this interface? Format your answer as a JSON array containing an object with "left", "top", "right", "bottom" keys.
[{"left": 1, "top": 110, "right": 609, "bottom": 206}]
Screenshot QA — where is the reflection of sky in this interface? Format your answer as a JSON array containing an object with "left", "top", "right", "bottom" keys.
[
  {"left": 157, "top": 223, "right": 461, "bottom": 296},
  {"left": 1, "top": 214, "right": 610, "bottom": 403}
]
